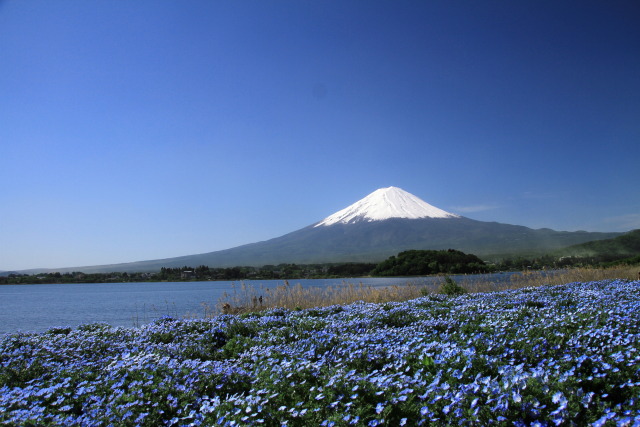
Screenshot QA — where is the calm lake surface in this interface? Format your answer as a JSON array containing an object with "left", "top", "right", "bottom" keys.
[{"left": 0, "top": 273, "right": 516, "bottom": 334}]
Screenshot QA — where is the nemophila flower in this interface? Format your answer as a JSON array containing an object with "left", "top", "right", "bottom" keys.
[
  {"left": 3, "top": 280, "right": 640, "bottom": 425},
  {"left": 593, "top": 411, "right": 617, "bottom": 427}
]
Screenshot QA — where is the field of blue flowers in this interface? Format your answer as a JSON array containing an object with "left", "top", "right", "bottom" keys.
[{"left": 2, "top": 279, "right": 640, "bottom": 426}]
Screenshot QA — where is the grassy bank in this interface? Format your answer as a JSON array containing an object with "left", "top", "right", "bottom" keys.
[
  {"left": 215, "top": 265, "right": 640, "bottom": 314},
  {"left": 2, "top": 278, "right": 640, "bottom": 425}
]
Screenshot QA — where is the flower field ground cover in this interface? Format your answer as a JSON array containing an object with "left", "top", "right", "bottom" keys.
[{"left": 2, "top": 280, "right": 640, "bottom": 426}]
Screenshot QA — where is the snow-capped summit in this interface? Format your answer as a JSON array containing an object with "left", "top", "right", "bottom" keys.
[{"left": 314, "top": 186, "right": 460, "bottom": 227}]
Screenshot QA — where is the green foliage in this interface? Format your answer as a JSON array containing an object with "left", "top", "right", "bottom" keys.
[
  {"left": 325, "top": 263, "right": 377, "bottom": 277},
  {"left": 373, "top": 249, "right": 489, "bottom": 276},
  {"left": 421, "top": 355, "right": 436, "bottom": 372},
  {"left": 525, "top": 300, "right": 546, "bottom": 309},
  {"left": 46, "top": 327, "right": 72, "bottom": 335},
  {"left": 217, "top": 335, "right": 256, "bottom": 359},
  {"left": 438, "top": 276, "right": 467, "bottom": 296}
]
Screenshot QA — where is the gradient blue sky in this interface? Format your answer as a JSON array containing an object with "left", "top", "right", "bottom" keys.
[{"left": 2, "top": 1, "right": 639, "bottom": 271}]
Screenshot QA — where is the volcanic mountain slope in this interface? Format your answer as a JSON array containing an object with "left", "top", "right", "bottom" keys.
[
  {"left": 18, "top": 186, "right": 623, "bottom": 274},
  {"left": 555, "top": 229, "right": 640, "bottom": 260}
]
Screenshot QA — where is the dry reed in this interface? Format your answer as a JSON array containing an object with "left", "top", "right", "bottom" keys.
[
  {"left": 212, "top": 265, "right": 640, "bottom": 315},
  {"left": 212, "top": 280, "right": 427, "bottom": 315},
  {"left": 507, "top": 265, "right": 639, "bottom": 288}
]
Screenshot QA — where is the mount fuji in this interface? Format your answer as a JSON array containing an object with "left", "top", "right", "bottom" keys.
[
  {"left": 314, "top": 187, "right": 460, "bottom": 226},
  {"left": 18, "top": 187, "right": 623, "bottom": 273}
]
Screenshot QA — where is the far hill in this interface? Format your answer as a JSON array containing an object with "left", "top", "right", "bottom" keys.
[{"left": 556, "top": 229, "right": 640, "bottom": 262}]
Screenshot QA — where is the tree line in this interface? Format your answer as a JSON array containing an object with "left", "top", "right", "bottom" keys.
[
  {"left": 2, "top": 248, "right": 637, "bottom": 285},
  {"left": 371, "top": 249, "right": 489, "bottom": 276},
  {"left": 0, "top": 263, "right": 378, "bottom": 285}
]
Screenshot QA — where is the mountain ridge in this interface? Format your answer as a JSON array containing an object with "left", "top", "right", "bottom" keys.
[
  {"left": 555, "top": 229, "right": 640, "bottom": 259},
  {"left": 6, "top": 187, "right": 626, "bottom": 274},
  {"left": 12, "top": 219, "right": 622, "bottom": 275}
]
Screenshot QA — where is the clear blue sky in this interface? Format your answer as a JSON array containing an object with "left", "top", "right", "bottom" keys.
[{"left": 1, "top": 1, "right": 639, "bottom": 271}]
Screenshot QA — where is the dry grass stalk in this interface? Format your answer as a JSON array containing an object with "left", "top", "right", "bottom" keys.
[
  {"left": 214, "top": 280, "right": 428, "bottom": 315},
  {"left": 212, "top": 265, "right": 640, "bottom": 315},
  {"left": 508, "top": 265, "right": 638, "bottom": 289}
]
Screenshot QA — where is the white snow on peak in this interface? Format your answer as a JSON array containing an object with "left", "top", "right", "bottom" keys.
[{"left": 314, "top": 186, "right": 460, "bottom": 227}]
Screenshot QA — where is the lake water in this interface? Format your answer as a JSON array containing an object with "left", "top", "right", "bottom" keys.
[{"left": 0, "top": 273, "right": 516, "bottom": 334}]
